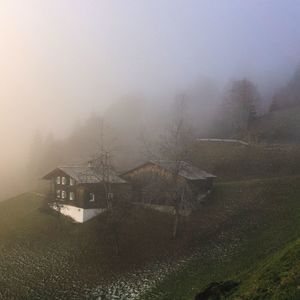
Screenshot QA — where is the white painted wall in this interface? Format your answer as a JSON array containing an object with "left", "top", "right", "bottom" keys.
[
  {"left": 83, "top": 207, "right": 106, "bottom": 222},
  {"left": 136, "top": 203, "right": 192, "bottom": 216},
  {"left": 52, "top": 204, "right": 105, "bottom": 223}
]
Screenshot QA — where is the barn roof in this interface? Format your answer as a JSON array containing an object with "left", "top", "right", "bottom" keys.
[
  {"left": 42, "top": 165, "right": 127, "bottom": 184},
  {"left": 153, "top": 160, "right": 216, "bottom": 180},
  {"left": 122, "top": 160, "right": 216, "bottom": 180}
]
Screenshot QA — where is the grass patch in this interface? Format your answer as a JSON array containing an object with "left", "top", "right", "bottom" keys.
[
  {"left": 191, "top": 142, "right": 300, "bottom": 181},
  {"left": 0, "top": 193, "right": 187, "bottom": 299},
  {"left": 143, "top": 176, "right": 300, "bottom": 299},
  {"left": 230, "top": 238, "right": 300, "bottom": 299},
  {"left": 2, "top": 175, "right": 300, "bottom": 299}
]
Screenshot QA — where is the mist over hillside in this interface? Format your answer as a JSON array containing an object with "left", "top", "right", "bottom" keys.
[
  {"left": 2, "top": 65, "right": 300, "bottom": 199},
  {"left": 2, "top": 2, "right": 300, "bottom": 299},
  {"left": 1, "top": 1, "right": 300, "bottom": 199}
]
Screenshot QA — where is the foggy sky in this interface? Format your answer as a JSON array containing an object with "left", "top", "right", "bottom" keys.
[{"left": 1, "top": 0, "right": 300, "bottom": 167}]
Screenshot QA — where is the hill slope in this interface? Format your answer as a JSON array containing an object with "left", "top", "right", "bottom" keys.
[
  {"left": 192, "top": 141, "right": 300, "bottom": 180},
  {"left": 0, "top": 193, "right": 180, "bottom": 299},
  {"left": 2, "top": 175, "right": 300, "bottom": 299},
  {"left": 251, "top": 106, "right": 300, "bottom": 143},
  {"left": 229, "top": 238, "right": 300, "bottom": 299},
  {"left": 143, "top": 176, "right": 300, "bottom": 299}
]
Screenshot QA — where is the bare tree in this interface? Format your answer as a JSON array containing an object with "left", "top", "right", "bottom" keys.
[
  {"left": 87, "top": 118, "right": 119, "bottom": 208},
  {"left": 143, "top": 95, "right": 195, "bottom": 239},
  {"left": 103, "top": 198, "right": 131, "bottom": 256},
  {"left": 42, "top": 185, "right": 64, "bottom": 219},
  {"left": 89, "top": 118, "right": 131, "bottom": 255}
]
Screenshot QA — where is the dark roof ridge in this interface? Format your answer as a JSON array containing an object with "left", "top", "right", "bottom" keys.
[{"left": 122, "top": 160, "right": 216, "bottom": 180}]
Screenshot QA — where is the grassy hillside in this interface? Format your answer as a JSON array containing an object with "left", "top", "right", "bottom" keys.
[
  {"left": 251, "top": 106, "right": 300, "bottom": 143},
  {"left": 0, "top": 193, "right": 180, "bottom": 299},
  {"left": 229, "top": 238, "right": 300, "bottom": 299},
  {"left": 143, "top": 176, "right": 300, "bottom": 299},
  {"left": 190, "top": 107, "right": 300, "bottom": 180},
  {"left": 3, "top": 175, "right": 300, "bottom": 299},
  {"left": 191, "top": 142, "right": 300, "bottom": 180}
]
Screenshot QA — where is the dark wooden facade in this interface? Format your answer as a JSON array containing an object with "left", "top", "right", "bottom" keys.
[
  {"left": 45, "top": 169, "right": 130, "bottom": 209},
  {"left": 122, "top": 161, "right": 216, "bottom": 206}
]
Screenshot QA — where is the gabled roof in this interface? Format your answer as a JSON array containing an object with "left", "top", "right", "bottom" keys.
[
  {"left": 197, "top": 138, "right": 249, "bottom": 146},
  {"left": 42, "top": 165, "right": 127, "bottom": 184},
  {"left": 122, "top": 160, "right": 216, "bottom": 180},
  {"left": 153, "top": 160, "right": 216, "bottom": 180}
]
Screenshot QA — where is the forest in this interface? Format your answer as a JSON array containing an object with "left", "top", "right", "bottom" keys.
[{"left": 27, "top": 65, "right": 300, "bottom": 182}]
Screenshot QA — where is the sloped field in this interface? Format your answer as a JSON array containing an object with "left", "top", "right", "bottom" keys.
[
  {"left": 0, "top": 193, "right": 182, "bottom": 299},
  {"left": 192, "top": 141, "right": 300, "bottom": 181},
  {"left": 143, "top": 176, "right": 300, "bottom": 299},
  {"left": 228, "top": 238, "right": 300, "bottom": 299},
  {"left": 1, "top": 176, "right": 300, "bottom": 299},
  {"left": 250, "top": 106, "right": 300, "bottom": 143}
]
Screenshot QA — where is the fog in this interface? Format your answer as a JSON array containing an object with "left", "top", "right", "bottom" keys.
[{"left": 1, "top": 0, "right": 300, "bottom": 198}]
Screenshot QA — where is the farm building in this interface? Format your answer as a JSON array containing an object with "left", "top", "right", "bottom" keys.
[
  {"left": 121, "top": 160, "right": 216, "bottom": 214},
  {"left": 43, "top": 160, "right": 216, "bottom": 222},
  {"left": 42, "top": 164, "right": 130, "bottom": 223}
]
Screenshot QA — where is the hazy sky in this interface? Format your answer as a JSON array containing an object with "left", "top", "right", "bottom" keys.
[{"left": 1, "top": 0, "right": 300, "bottom": 164}]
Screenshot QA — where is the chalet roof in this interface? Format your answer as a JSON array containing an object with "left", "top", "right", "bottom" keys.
[
  {"left": 196, "top": 138, "right": 249, "bottom": 146},
  {"left": 122, "top": 160, "right": 216, "bottom": 180},
  {"left": 42, "top": 165, "right": 127, "bottom": 184}
]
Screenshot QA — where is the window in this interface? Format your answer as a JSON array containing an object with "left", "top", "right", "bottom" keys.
[
  {"left": 62, "top": 177, "right": 66, "bottom": 185},
  {"left": 69, "top": 192, "right": 75, "bottom": 201},
  {"left": 61, "top": 190, "right": 66, "bottom": 199},
  {"left": 56, "top": 189, "right": 61, "bottom": 198},
  {"left": 89, "top": 193, "right": 95, "bottom": 202},
  {"left": 107, "top": 192, "right": 114, "bottom": 200},
  {"left": 70, "top": 178, "right": 75, "bottom": 186},
  {"left": 56, "top": 176, "right": 61, "bottom": 184}
]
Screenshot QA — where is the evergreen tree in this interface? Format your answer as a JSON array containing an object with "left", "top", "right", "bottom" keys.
[{"left": 222, "top": 78, "right": 261, "bottom": 138}]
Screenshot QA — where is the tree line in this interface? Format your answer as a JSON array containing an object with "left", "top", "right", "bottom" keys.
[{"left": 28, "top": 64, "right": 300, "bottom": 180}]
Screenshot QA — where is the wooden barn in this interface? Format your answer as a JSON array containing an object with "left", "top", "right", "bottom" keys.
[
  {"left": 42, "top": 164, "right": 130, "bottom": 223},
  {"left": 121, "top": 160, "right": 216, "bottom": 214}
]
